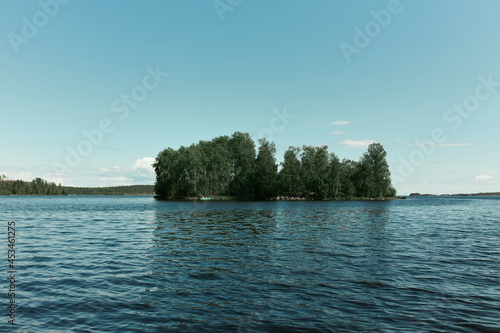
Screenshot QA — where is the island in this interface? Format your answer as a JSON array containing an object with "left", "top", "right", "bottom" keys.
[{"left": 153, "top": 131, "right": 398, "bottom": 201}]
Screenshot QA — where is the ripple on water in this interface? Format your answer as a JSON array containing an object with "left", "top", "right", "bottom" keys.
[{"left": 1, "top": 196, "right": 499, "bottom": 331}]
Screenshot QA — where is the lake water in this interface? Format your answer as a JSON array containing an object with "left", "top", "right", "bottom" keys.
[{"left": 1, "top": 196, "right": 499, "bottom": 332}]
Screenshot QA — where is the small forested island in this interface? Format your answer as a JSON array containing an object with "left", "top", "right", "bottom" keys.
[
  {"left": 0, "top": 176, "right": 154, "bottom": 196},
  {"left": 154, "top": 132, "right": 397, "bottom": 201}
]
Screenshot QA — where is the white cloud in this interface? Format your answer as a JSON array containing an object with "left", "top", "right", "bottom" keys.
[
  {"left": 340, "top": 139, "right": 375, "bottom": 149},
  {"left": 330, "top": 131, "right": 345, "bottom": 135},
  {"left": 93, "top": 157, "right": 156, "bottom": 186},
  {"left": 0, "top": 158, "right": 157, "bottom": 188},
  {"left": 475, "top": 172, "right": 497, "bottom": 183},
  {"left": 98, "top": 166, "right": 123, "bottom": 176},
  {"left": 330, "top": 120, "right": 351, "bottom": 125},
  {"left": 0, "top": 156, "right": 154, "bottom": 188},
  {"left": 131, "top": 157, "right": 155, "bottom": 176},
  {"left": 123, "top": 157, "right": 156, "bottom": 184}
]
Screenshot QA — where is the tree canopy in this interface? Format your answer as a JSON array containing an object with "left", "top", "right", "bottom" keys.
[
  {"left": 0, "top": 177, "right": 67, "bottom": 195},
  {"left": 0, "top": 177, "right": 154, "bottom": 196},
  {"left": 154, "top": 132, "right": 396, "bottom": 200}
]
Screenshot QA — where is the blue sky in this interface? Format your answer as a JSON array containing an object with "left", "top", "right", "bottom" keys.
[{"left": 1, "top": 0, "right": 499, "bottom": 194}]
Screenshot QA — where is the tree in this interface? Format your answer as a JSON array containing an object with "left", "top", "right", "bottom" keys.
[
  {"left": 153, "top": 133, "right": 397, "bottom": 200},
  {"left": 300, "top": 145, "right": 329, "bottom": 199},
  {"left": 153, "top": 148, "right": 179, "bottom": 199},
  {"left": 229, "top": 132, "right": 255, "bottom": 198},
  {"left": 300, "top": 145, "right": 315, "bottom": 198},
  {"left": 339, "top": 159, "right": 357, "bottom": 198},
  {"left": 253, "top": 138, "right": 278, "bottom": 200},
  {"left": 207, "top": 136, "right": 232, "bottom": 196},
  {"left": 313, "top": 146, "right": 330, "bottom": 199},
  {"left": 354, "top": 154, "right": 376, "bottom": 197},
  {"left": 364, "top": 143, "right": 394, "bottom": 197},
  {"left": 278, "top": 146, "right": 303, "bottom": 197},
  {"left": 328, "top": 153, "right": 341, "bottom": 198}
]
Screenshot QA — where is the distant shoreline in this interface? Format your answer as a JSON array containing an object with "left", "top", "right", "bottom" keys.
[
  {"left": 154, "top": 196, "right": 407, "bottom": 202},
  {"left": 0, "top": 179, "right": 155, "bottom": 196},
  {"left": 409, "top": 192, "right": 500, "bottom": 197}
]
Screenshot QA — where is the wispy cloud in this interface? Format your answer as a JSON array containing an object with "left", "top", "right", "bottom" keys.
[
  {"left": 1, "top": 157, "right": 157, "bottom": 187},
  {"left": 412, "top": 142, "right": 473, "bottom": 148},
  {"left": 436, "top": 143, "right": 472, "bottom": 147},
  {"left": 475, "top": 172, "right": 498, "bottom": 183},
  {"left": 95, "top": 157, "right": 155, "bottom": 186},
  {"left": 330, "top": 120, "right": 351, "bottom": 125},
  {"left": 475, "top": 175, "right": 493, "bottom": 182},
  {"left": 340, "top": 139, "right": 375, "bottom": 149},
  {"left": 98, "top": 166, "right": 123, "bottom": 176},
  {"left": 330, "top": 131, "right": 345, "bottom": 136}
]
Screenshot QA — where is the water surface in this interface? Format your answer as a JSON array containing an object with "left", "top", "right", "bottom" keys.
[{"left": 1, "top": 196, "right": 499, "bottom": 332}]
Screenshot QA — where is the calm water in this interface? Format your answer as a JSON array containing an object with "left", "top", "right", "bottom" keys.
[{"left": 1, "top": 196, "right": 499, "bottom": 332}]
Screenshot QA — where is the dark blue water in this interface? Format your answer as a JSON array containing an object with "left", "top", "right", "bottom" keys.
[{"left": 1, "top": 196, "right": 499, "bottom": 332}]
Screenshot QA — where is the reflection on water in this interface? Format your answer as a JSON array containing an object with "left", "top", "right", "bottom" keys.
[
  {"left": 143, "top": 199, "right": 500, "bottom": 332},
  {"left": 1, "top": 196, "right": 499, "bottom": 332}
]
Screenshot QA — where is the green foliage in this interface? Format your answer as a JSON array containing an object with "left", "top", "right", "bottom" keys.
[
  {"left": 154, "top": 132, "right": 259, "bottom": 200},
  {"left": 229, "top": 132, "right": 256, "bottom": 197},
  {"left": 300, "top": 145, "right": 329, "bottom": 199},
  {"left": 339, "top": 159, "right": 357, "bottom": 199},
  {"left": 278, "top": 147, "right": 303, "bottom": 196},
  {"left": 1, "top": 141, "right": 395, "bottom": 201},
  {"left": 153, "top": 135, "right": 397, "bottom": 200},
  {"left": 0, "top": 178, "right": 68, "bottom": 195},
  {"left": 64, "top": 185, "right": 154, "bottom": 195},
  {"left": 328, "top": 153, "right": 341, "bottom": 198},
  {"left": 362, "top": 143, "right": 393, "bottom": 197},
  {"left": 253, "top": 139, "right": 278, "bottom": 200},
  {"left": 0, "top": 177, "right": 154, "bottom": 196}
]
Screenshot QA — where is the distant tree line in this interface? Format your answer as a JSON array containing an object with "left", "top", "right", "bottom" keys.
[
  {"left": 410, "top": 192, "right": 500, "bottom": 197},
  {"left": 0, "top": 177, "right": 67, "bottom": 195},
  {"left": 64, "top": 185, "right": 154, "bottom": 195},
  {"left": 153, "top": 132, "right": 396, "bottom": 200},
  {"left": 0, "top": 177, "right": 155, "bottom": 196}
]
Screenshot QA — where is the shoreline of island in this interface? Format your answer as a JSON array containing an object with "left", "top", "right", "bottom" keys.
[{"left": 154, "top": 195, "right": 406, "bottom": 201}]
